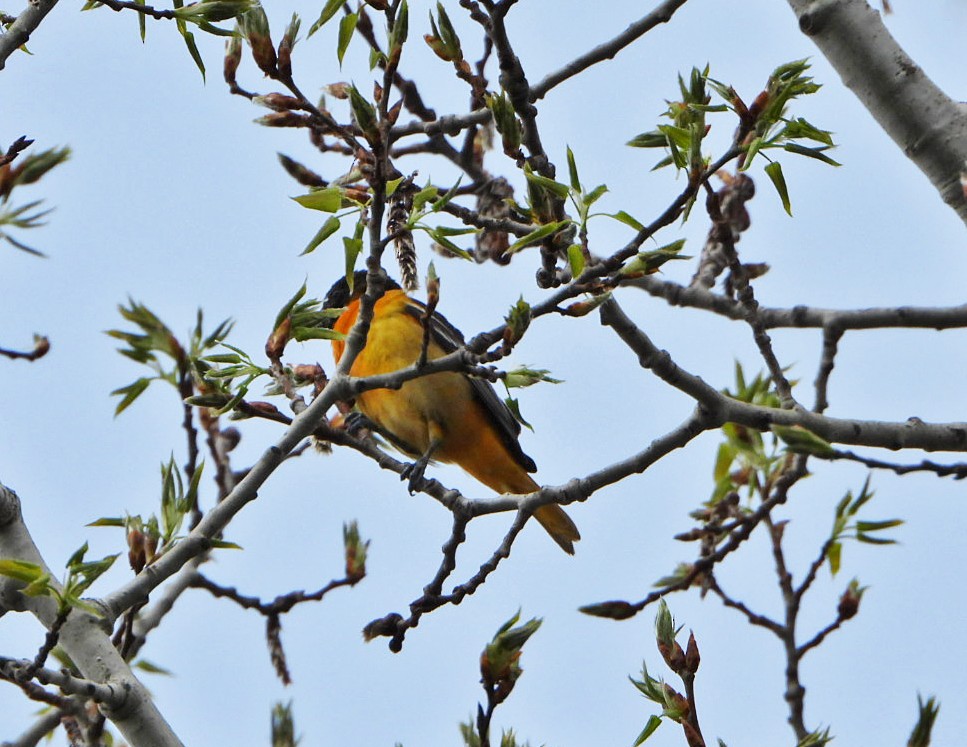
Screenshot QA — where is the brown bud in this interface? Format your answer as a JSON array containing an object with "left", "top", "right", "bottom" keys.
[
  {"left": 838, "top": 586, "right": 861, "bottom": 620},
  {"left": 127, "top": 528, "right": 146, "bottom": 573},
  {"left": 255, "top": 111, "right": 309, "bottom": 128},
  {"left": 747, "top": 89, "right": 770, "bottom": 121},
  {"left": 663, "top": 683, "right": 690, "bottom": 717},
  {"left": 387, "top": 99, "right": 403, "bottom": 125},
  {"left": 324, "top": 82, "right": 350, "bottom": 99},
  {"left": 265, "top": 316, "right": 291, "bottom": 361},
  {"left": 659, "top": 640, "right": 687, "bottom": 673},
  {"left": 277, "top": 41, "right": 292, "bottom": 79},
  {"left": 144, "top": 533, "right": 158, "bottom": 564},
  {"left": 254, "top": 93, "right": 304, "bottom": 111},
  {"left": 224, "top": 36, "right": 242, "bottom": 90},
  {"left": 246, "top": 401, "right": 283, "bottom": 418},
  {"left": 685, "top": 631, "right": 700, "bottom": 674},
  {"left": 32, "top": 335, "right": 50, "bottom": 359}
]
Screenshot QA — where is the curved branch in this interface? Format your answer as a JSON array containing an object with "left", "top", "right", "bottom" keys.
[
  {"left": 530, "top": 0, "right": 691, "bottom": 101},
  {"left": 600, "top": 297, "right": 967, "bottom": 452}
]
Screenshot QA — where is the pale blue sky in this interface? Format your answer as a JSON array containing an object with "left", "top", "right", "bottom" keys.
[{"left": 2, "top": 1, "right": 967, "bottom": 745}]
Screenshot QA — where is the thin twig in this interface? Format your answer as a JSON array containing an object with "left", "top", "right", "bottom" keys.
[{"left": 530, "top": 0, "right": 692, "bottom": 100}]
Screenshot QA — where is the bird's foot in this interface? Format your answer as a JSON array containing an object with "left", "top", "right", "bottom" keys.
[
  {"left": 400, "top": 456, "right": 430, "bottom": 495},
  {"left": 343, "top": 411, "right": 375, "bottom": 437}
]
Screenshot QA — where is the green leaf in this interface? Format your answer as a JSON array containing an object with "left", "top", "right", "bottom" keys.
[
  {"left": 87, "top": 517, "right": 126, "bottom": 528},
  {"left": 337, "top": 12, "right": 358, "bottom": 67},
  {"left": 209, "top": 539, "right": 243, "bottom": 550},
  {"left": 565, "top": 146, "right": 580, "bottom": 191},
  {"left": 426, "top": 229, "right": 472, "bottom": 260},
  {"left": 136, "top": 0, "right": 146, "bottom": 40},
  {"left": 430, "top": 177, "right": 462, "bottom": 212},
  {"left": 430, "top": 225, "right": 477, "bottom": 237},
  {"left": 410, "top": 184, "right": 439, "bottom": 214},
  {"left": 274, "top": 283, "right": 307, "bottom": 329},
  {"left": 180, "top": 27, "right": 206, "bottom": 80},
  {"left": 348, "top": 84, "right": 378, "bottom": 140},
  {"left": 22, "top": 574, "right": 54, "bottom": 598},
  {"left": 133, "top": 659, "right": 174, "bottom": 676},
  {"left": 908, "top": 694, "right": 940, "bottom": 747},
  {"left": 307, "top": 0, "right": 344, "bottom": 37},
  {"left": 855, "top": 519, "right": 904, "bottom": 532},
  {"left": 782, "top": 142, "right": 841, "bottom": 167},
  {"left": 0, "top": 559, "right": 46, "bottom": 584},
  {"left": 855, "top": 534, "right": 897, "bottom": 545},
  {"left": 742, "top": 136, "right": 764, "bottom": 170},
  {"left": 610, "top": 210, "right": 645, "bottom": 231},
  {"left": 522, "top": 169, "right": 570, "bottom": 200},
  {"left": 506, "top": 220, "right": 569, "bottom": 255},
  {"left": 504, "top": 395, "right": 532, "bottom": 431},
  {"left": 566, "top": 244, "right": 585, "bottom": 278},
  {"left": 764, "top": 161, "right": 792, "bottom": 216},
  {"left": 343, "top": 236, "right": 363, "bottom": 279},
  {"left": 771, "top": 424, "right": 835, "bottom": 456},
  {"left": 619, "top": 241, "right": 689, "bottom": 277},
  {"left": 584, "top": 183, "right": 608, "bottom": 207},
  {"left": 66, "top": 542, "right": 89, "bottom": 568},
  {"left": 111, "top": 377, "right": 153, "bottom": 416},
  {"left": 291, "top": 327, "right": 344, "bottom": 341},
  {"left": 827, "top": 541, "right": 842, "bottom": 576},
  {"left": 503, "top": 367, "right": 561, "bottom": 388},
  {"left": 302, "top": 216, "right": 342, "bottom": 255},
  {"left": 292, "top": 188, "right": 343, "bottom": 213},
  {"left": 627, "top": 131, "right": 667, "bottom": 149},
  {"left": 633, "top": 715, "right": 663, "bottom": 746},
  {"left": 203, "top": 352, "right": 242, "bottom": 364}
]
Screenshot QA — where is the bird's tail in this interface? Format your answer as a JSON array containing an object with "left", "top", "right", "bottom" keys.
[
  {"left": 460, "top": 446, "right": 580, "bottom": 554},
  {"left": 533, "top": 503, "right": 581, "bottom": 555}
]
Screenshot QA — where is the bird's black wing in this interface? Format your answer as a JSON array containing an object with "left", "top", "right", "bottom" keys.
[{"left": 402, "top": 297, "right": 538, "bottom": 473}]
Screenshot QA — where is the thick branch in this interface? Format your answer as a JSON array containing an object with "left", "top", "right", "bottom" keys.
[
  {"left": 0, "top": 0, "right": 58, "bottom": 71},
  {"left": 786, "top": 0, "right": 967, "bottom": 224},
  {"left": 0, "top": 485, "right": 183, "bottom": 745}
]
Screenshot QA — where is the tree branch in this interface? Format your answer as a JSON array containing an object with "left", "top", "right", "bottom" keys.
[
  {"left": 630, "top": 274, "right": 967, "bottom": 330},
  {"left": 600, "top": 296, "right": 967, "bottom": 453},
  {"left": 530, "top": 0, "right": 691, "bottom": 100},
  {"left": 0, "top": 0, "right": 59, "bottom": 71},
  {"left": 786, "top": 0, "right": 967, "bottom": 224},
  {"left": 0, "top": 485, "right": 183, "bottom": 745}
]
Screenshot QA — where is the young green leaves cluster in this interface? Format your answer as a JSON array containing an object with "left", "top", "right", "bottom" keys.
[
  {"left": 89, "top": 456, "right": 231, "bottom": 574},
  {"left": 629, "top": 66, "right": 723, "bottom": 176},
  {"left": 0, "top": 543, "right": 118, "bottom": 617},
  {"left": 295, "top": 176, "right": 471, "bottom": 270},
  {"left": 711, "top": 364, "right": 786, "bottom": 504},
  {"left": 826, "top": 477, "right": 902, "bottom": 576},
  {"left": 108, "top": 302, "right": 233, "bottom": 416},
  {"left": 0, "top": 143, "right": 70, "bottom": 256},
  {"left": 80, "top": 0, "right": 251, "bottom": 77},
  {"left": 630, "top": 601, "right": 703, "bottom": 746},
  {"left": 629, "top": 60, "right": 836, "bottom": 215},
  {"left": 460, "top": 611, "right": 543, "bottom": 747}
]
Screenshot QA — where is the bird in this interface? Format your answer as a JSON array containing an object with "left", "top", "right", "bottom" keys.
[{"left": 322, "top": 270, "right": 580, "bottom": 554}]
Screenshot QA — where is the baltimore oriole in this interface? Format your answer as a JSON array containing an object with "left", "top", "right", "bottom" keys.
[{"left": 323, "top": 271, "right": 580, "bottom": 554}]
